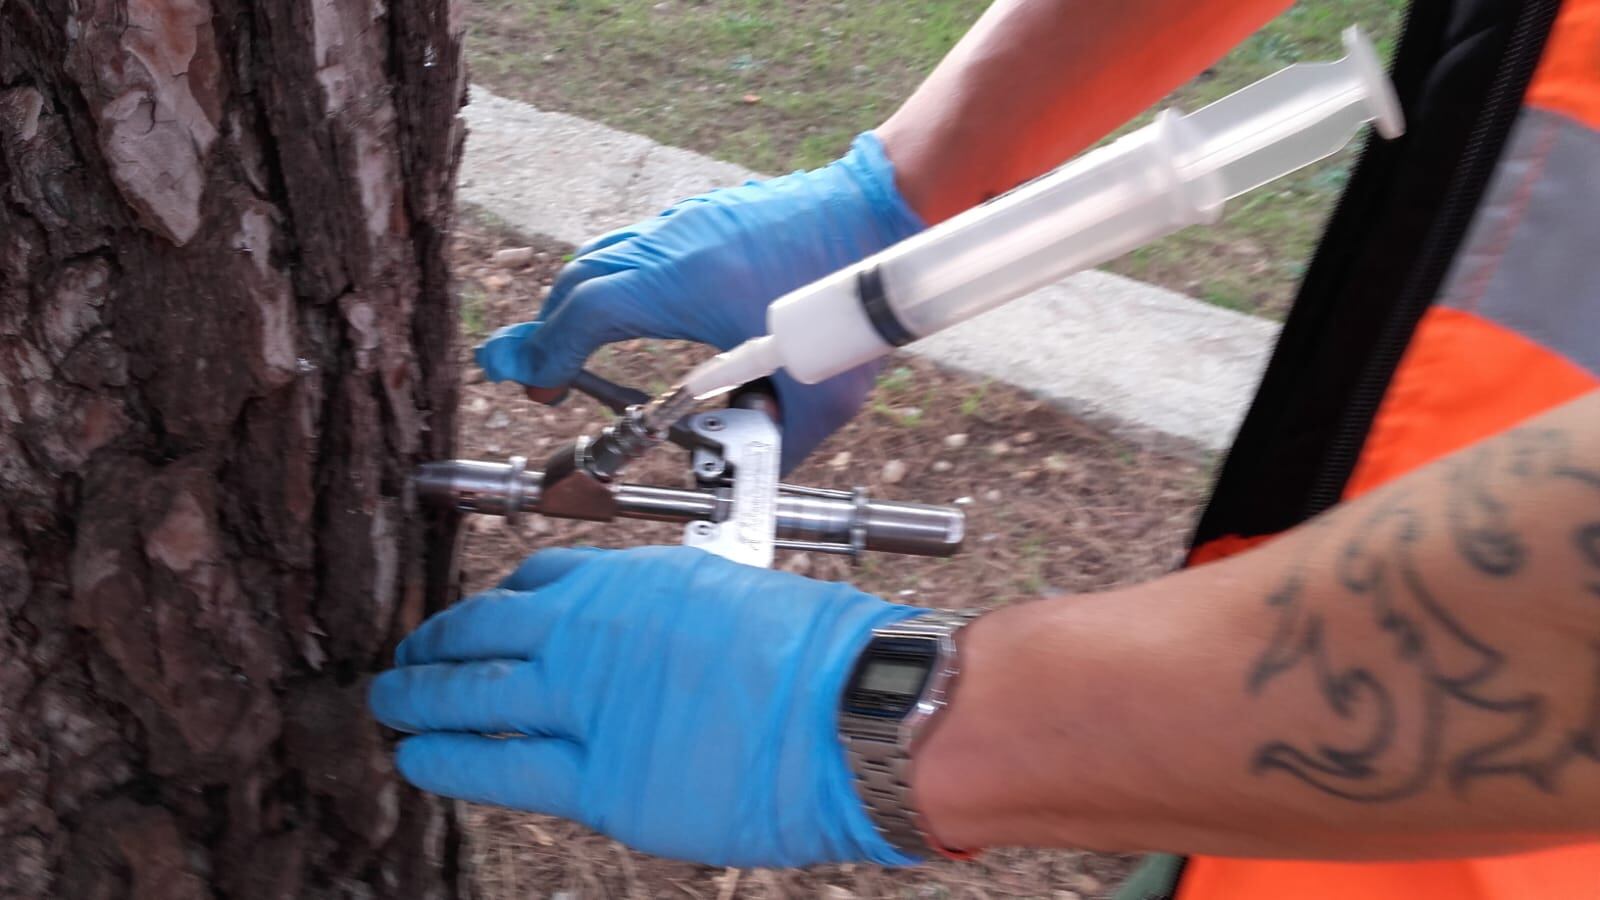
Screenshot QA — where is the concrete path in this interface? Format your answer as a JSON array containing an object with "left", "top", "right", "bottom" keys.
[{"left": 460, "top": 86, "right": 1279, "bottom": 453}]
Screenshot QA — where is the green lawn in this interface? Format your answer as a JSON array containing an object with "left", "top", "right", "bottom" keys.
[{"left": 468, "top": 0, "right": 1406, "bottom": 317}]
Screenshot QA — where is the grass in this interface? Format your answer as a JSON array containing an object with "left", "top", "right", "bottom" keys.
[
  {"left": 467, "top": 0, "right": 1406, "bottom": 317},
  {"left": 469, "top": 0, "right": 980, "bottom": 171}
]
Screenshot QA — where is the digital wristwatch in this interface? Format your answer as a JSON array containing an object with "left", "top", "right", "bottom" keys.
[{"left": 837, "top": 608, "right": 985, "bottom": 857}]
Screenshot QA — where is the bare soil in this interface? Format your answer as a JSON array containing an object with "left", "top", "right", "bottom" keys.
[{"left": 447, "top": 217, "right": 1210, "bottom": 899}]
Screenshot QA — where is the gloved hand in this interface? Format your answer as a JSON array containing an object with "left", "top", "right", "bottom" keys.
[
  {"left": 368, "top": 546, "right": 925, "bottom": 868},
  {"left": 475, "top": 133, "right": 925, "bottom": 473}
]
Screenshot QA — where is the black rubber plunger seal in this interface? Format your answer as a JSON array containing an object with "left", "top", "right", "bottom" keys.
[{"left": 858, "top": 265, "right": 915, "bottom": 347}]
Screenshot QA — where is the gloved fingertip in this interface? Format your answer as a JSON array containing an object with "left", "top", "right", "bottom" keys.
[
  {"left": 394, "top": 735, "right": 506, "bottom": 798},
  {"left": 367, "top": 669, "right": 416, "bottom": 733},
  {"left": 519, "top": 314, "right": 608, "bottom": 389},
  {"left": 474, "top": 321, "right": 542, "bottom": 385},
  {"left": 474, "top": 319, "right": 592, "bottom": 390},
  {"left": 393, "top": 622, "right": 438, "bottom": 667},
  {"left": 524, "top": 384, "right": 569, "bottom": 406},
  {"left": 393, "top": 734, "right": 445, "bottom": 788}
]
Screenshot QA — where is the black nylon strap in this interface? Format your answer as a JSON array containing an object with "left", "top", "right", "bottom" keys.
[{"left": 858, "top": 266, "right": 916, "bottom": 347}]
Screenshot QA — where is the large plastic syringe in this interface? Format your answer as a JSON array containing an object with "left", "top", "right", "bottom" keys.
[{"left": 679, "top": 27, "right": 1404, "bottom": 399}]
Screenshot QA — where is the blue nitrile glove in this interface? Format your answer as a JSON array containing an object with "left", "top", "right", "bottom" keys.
[
  {"left": 368, "top": 546, "right": 925, "bottom": 868},
  {"left": 475, "top": 133, "right": 925, "bottom": 473}
]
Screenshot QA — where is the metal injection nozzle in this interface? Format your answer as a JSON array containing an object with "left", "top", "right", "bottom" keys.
[
  {"left": 580, "top": 384, "right": 697, "bottom": 482},
  {"left": 638, "top": 385, "right": 699, "bottom": 441},
  {"left": 534, "top": 384, "right": 701, "bottom": 521}
]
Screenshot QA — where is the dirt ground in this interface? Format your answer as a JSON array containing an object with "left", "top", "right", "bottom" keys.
[{"left": 445, "top": 216, "right": 1211, "bottom": 899}]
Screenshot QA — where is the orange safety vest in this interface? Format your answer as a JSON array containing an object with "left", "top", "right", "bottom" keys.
[{"left": 1159, "top": 0, "right": 1600, "bottom": 896}]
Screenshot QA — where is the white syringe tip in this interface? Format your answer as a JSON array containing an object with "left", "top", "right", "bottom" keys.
[{"left": 682, "top": 335, "right": 782, "bottom": 400}]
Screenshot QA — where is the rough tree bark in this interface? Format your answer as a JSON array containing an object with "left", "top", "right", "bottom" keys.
[{"left": 1, "top": 0, "right": 467, "bottom": 895}]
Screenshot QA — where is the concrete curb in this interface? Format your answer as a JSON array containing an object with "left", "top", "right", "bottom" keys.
[
  {"left": 460, "top": 87, "right": 759, "bottom": 245},
  {"left": 460, "top": 85, "right": 1279, "bottom": 453}
]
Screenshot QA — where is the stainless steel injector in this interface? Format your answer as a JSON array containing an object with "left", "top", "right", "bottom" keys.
[
  {"left": 415, "top": 371, "right": 966, "bottom": 566},
  {"left": 414, "top": 458, "right": 965, "bottom": 559},
  {"left": 568, "top": 385, "right": 697, "bottom": 482}
]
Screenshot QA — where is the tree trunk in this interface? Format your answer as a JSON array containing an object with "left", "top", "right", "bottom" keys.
[{"left": 1, "top": 0, "right": 466, "bottom": 895}]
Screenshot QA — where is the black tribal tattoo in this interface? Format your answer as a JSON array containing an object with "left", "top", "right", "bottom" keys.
[{"left": 1246, "top": 428, "right": 1600, "bottom": 802}]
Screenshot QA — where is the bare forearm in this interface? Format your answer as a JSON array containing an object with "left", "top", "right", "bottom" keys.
[
  {"left": 878, "top": 0, "right": 1290, "bottom": 222},
  {"left": 913, "top": 390, "right": 1600, "bottom": 858}
]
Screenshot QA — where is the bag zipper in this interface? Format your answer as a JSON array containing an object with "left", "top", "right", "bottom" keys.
[{"left": 1304, "top": 0, "right": 1561, "bottom": 516}]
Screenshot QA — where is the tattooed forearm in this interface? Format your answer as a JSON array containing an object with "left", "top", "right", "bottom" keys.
[{"left": 1246, "top": 424, "right": 1600, "bottom": 803}]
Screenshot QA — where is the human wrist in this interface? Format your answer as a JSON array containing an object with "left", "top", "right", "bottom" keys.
[
  {"left": 831, "top": 132, "right": 926, "bottom": 249},
  {"left": 874, "top": 117, "right": 968, "bottom": 226}
]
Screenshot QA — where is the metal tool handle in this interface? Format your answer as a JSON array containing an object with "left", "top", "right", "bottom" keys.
[
  {"left": 572, "top": 368, "right": 776, "bottom": 422},
  {"left": 568, "top": 369, "right": 702, "bottom": 452},
  {"left": 571, "top": 370, "right": 650, "bottom": 414}
]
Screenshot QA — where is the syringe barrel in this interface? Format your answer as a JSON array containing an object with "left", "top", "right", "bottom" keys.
[
  {"left": 761, "top": 27, "right": 1400, "bottom": 388},
  {"left": 881, "top": 109, "right": 1223, "bottom": 341},
  {"left": 766, "top": 110, "right": 1221, "bottom": 384}
]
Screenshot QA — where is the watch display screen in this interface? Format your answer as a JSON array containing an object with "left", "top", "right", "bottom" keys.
[
  {"left": 843, "top": 636, "right": 938, "bottom": 718},
  {"left": 858, "top": 660, "right": 928, "bottom": 697}
]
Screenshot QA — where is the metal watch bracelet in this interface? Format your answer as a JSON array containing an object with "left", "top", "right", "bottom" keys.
[{"left": 838, "top": 608, "right": 986, "bottom": 858}]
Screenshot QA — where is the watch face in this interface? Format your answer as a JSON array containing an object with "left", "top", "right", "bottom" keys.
[{"left": 843, "top": 636, "right": 938, "bottom": 718}]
